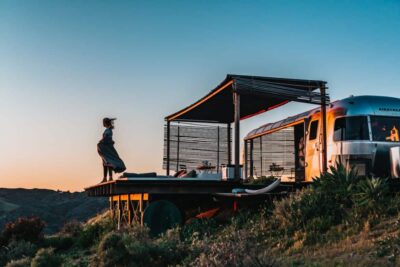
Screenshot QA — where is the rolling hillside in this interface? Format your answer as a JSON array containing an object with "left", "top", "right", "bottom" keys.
[{"left": 0, "top": 188, "right": 107, "bottom": 234}]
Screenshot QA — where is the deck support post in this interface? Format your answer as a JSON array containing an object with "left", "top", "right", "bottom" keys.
[
  {"left": 233, "top": 86, "right": 241, "bottom": 181},
  {"left": 139, "top": 193, "right": 144, "bottom": 225},
  {"left": 166, "top": 121, "right": 171, "bottom": 176},
  {"left": 128, "top": 194, "right": 133, "bottom": 225},
  {"left": 109, "top": 197, "right": 115, "bottom": 221},
  {"left": 117, "top": 195, "right": 122, "bottom": 230},
  {"left": 320, "top": 84, "right": 328, "bottom": 173}
]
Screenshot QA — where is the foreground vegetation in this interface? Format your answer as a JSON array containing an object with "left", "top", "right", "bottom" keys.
[{"left": 1, "top": 164, "right": 400, "bottom": 266}]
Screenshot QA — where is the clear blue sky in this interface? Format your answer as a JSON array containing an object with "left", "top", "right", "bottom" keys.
[{"left": 1, "top": 0, "right": 399, "bottom": 190}]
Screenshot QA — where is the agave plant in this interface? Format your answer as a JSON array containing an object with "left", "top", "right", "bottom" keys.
[
  {"left": 313, "top": 163, "right": 360, "bottom": 208},
  {"left": 353, "top": 177, "right": 389, "bottom": 210}
]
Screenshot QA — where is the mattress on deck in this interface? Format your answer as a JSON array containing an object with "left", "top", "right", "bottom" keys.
[
  {"left": 118, "top": 177, "right": 223, "bottom": 181},
  {"left": 120, "top": 171, "right": 222, "bottom": 181}
]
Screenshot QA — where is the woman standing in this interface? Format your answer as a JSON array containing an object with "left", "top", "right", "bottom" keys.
[{"left": 97, "top": 118, "right": 126, "bottom": 182}]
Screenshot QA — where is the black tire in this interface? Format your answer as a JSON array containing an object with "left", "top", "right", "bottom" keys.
[{"left": 143, "top": 200, "right": 182, "bottom": 236}]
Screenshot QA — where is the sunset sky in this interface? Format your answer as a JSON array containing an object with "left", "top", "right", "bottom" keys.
[{"left": 1, "top": 0, "right": 399, "bottom": 191}]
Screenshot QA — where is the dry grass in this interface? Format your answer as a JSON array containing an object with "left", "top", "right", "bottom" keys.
[
  {"left": 280, "top": 216, "right": 400, "bottom": 266},
  {"left": 85, "top": 210, "right": 111, "bottom": 225}
]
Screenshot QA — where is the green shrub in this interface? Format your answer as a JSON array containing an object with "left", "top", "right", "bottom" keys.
[
  {"left": 374, "top": 233, "right": 400, "bottom": 263},
  {"left": 271, "top": 164, "right": 362, "bottom": 245},
  {"left": 122, "top": 237, "right": 153, "bottom": 267},
  {"left": 90, "top": 231, "right": 130, "bottom": 267},
  {"left": 120, "top": 226, "right": 157, "bottom": 266},
  {"left": 303, "top": 216, "right": 335, "bottom": 245},
  {"left": 118, "top": 227, "right": 190, "bottom": 267},
  {"left": 59, "top": 220, "right": 83, "bottom": 237},
  {"left": 180, "top": 218, "right": 219, "bottom": 241},
  {"left": 156, "top": 228, "right": 190, "bottom": 264},
  {"left": 77, "top": 223, "right": 102, "bottom": 247},
  {"left": 385, "top": 193, "right": 400, "bottom": 216},
  {"left": 192, "top": 227, "right": 276, "bottom": 267},
  {"left": 0, "top": 240, "right": 37, "bottom": 266},
  {"left": 0, "top": 234, "right": 7, "bottom": 246},
  {"left": 77, "top": 217, "right": 113, "bottom": 248},
  {"left": 31, "top": 248, "right": 62, "bottom": 267},
  {"left": 270, "top": 163, "right": 393, "bottom": 246},
  {"left": 293, "top": 188, "right": 339, "bottom": 226},
  {"left": 313, "top": 163, "right": 360, "bottom": 209},
  {"left": 246, "top": 175, "right": 276, "bottom": 185},
  {"left": 125, "top": 223, "right": 151, "bottom": 242},
  {"left": 5, "top": 257, "right": 31, "bottom": 267},
  {"left": 2, "top": 217, "right": 45, "bottom": 244},
  {"left": 0, "top": 250, "right": 7, "bottom": 266},
  {"left": 44, "top": 235, "right": 74, "bottom": 251},
  {"left": 353, "top": 177, "right": 389, "bottom": 216},
  {"left": 272, "top": 187, "right": 339, "bottom": 239},
  {"left": 272, "top": 193, "right": 297, "bottom": 231}
]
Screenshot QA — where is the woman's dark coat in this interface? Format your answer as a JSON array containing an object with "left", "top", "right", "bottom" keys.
[{"left": 97, "top": 128, "right": 126, "bottom": 173}]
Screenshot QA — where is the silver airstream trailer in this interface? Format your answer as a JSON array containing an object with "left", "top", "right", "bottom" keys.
[{"left": 244, "top": 95, "right": 400, "bottom": 182}]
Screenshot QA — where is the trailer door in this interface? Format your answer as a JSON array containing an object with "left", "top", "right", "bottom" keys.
[{"left": 306, "top": 119, "right": 321, "bottom": 180}]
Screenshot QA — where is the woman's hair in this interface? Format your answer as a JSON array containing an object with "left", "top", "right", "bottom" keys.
[{"left": 103, "top": 118, "right": 115, "bottom": 129}]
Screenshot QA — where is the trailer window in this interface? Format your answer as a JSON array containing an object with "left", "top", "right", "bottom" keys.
[
  {"left": 371, "top": 116, "right": 400, "bottom": 142},
  {"left": 309, "top": 120, "right": 319, "bottom": 140},
  {"left": 333, "top": 116, "right": 369, "bottom": 141}
]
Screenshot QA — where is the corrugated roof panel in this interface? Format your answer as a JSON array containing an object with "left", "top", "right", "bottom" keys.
[{"left": 166, "top": 74, "right": 329, "bottom": 123}]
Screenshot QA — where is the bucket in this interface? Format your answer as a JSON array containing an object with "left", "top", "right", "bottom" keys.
[{"left": 221, "top": 165, "right": 243, "bottom": 180}]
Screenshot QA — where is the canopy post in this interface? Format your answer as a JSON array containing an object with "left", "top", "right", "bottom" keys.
[
  {"left": 233, "top": 87, "right": 241, "bottom": 181},
  {"left": 244, "top": 140, "right": 248, "bottom": 178},
  {"left": 227, "top": 123, "right": 232, "bottom": 165},
  {"left": 166, "top": 121, "right": 171, "bottom": 176},
  {"left": 217, "top": 126, "right": 220, "bottom": 173},
  {"left": 176, "top": 123, "right": 180, "bottom": 172},
  {"left": 260, "top": 136, "right": 263, "bottom": 176},
  {"left": 250, "top": 139, "right": 254, "bottom": 177},
  {"left": 320, "top": 84, "right": 328, "bottom": 173}
]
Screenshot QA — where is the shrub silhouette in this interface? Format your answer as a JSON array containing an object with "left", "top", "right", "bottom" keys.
[
  {"left": 5, "top": 257, "right": 31, "bottom": 267},
  {"left": 192, "top": 224, "right": 276, "bottom": 267},
  {"left": 354, "top": 177, "right": 389, "bottom": 211},
  {"left": 271, "top": 163, "right": 391, "bottom": 245},
  {"left": 2, "top": 217, "right": 45, "bottom": 244},
  {"left": 31, "top": 248, "right": 62, "bottom": 267},
  {"left": 313, "top": 163, "right": 360, "bottom": 209},
  {"left": 44, "top": 235, "right": 74, "bottom": 251},
  {"left": 180, "top": 218, "right": 219, "bottom": 241},
  {"left": 77, "top": 215, "right": 114, "bottom": 248},
  {"left": 0, "top": 240, "right": 37, "bottom": 266},
  {"left": 90, "top": 231, "right": 130, "bottom": 267},
  {"left": 59, "top": 220, "right": 83, "bottom": 237}
]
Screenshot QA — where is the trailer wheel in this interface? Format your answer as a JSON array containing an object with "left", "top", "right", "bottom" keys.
[{"left": 143, "top": 200, "right": 182, "bottom": 236}]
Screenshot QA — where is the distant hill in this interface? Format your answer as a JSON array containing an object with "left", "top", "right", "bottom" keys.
[{"left": 0, "top": 188, "right": 107, "bottom": 234}]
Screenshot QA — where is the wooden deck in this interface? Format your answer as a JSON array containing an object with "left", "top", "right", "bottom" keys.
[
  {"left": 85, "top": 178, "right": 243, "bottom": 197},
  {"left": 84, "top": 177, "right": 314, "bottom": 197}
]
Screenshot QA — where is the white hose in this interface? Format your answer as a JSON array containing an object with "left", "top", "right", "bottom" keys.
[{"left": 237, "top": 178, "right": 281, "bottom": 194}]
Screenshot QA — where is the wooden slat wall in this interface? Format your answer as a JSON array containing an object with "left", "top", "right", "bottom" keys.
[
  {"left": 247, "top": 127, "right": 295, "bottom": 177},
  {"left": 163, "top": 122, "right": 229, "bottom": 172}
]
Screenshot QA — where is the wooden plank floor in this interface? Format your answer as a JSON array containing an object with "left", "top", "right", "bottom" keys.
[{"left": 85, "top": 178, "right": 243, "bottom": 197}]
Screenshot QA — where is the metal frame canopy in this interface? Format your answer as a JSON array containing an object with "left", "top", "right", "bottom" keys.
[{"left": 165, "top": 74, "right": 330, "bottom": 180}]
